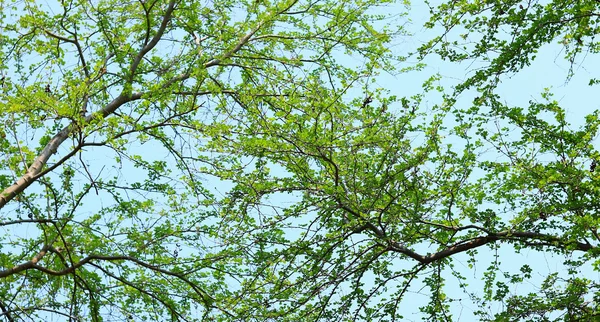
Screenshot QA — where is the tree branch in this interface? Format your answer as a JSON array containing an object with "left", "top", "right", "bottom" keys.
[
  {"left": 128, "top": 0, "right": 177, "bottom": 79},
  {"left": 0, "top": 245, "right": 51, "bottom": 278},
  {"left": 0, "top": 252, "right": 215, "bottom": 307},
  {"left": 386, "top": 230, "right": 594, "bottom": 265}
]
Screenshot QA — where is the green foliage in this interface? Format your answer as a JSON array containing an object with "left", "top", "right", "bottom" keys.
[
  {"left": 0, "top": 0, "right": 412, "bottom": 320},
  {"left": 418, "top": 0, "right": 600, "bottom": 320},
  {"left": 1, "top": 0, "right": 600, "bottom": 320},
  {"left": 421, "top": 0, "right": 600, "bottom": 91}
]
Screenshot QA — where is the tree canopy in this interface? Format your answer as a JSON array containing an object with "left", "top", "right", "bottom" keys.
[{"left": 0, "top": 0, "right": 599, "bottom": 321}]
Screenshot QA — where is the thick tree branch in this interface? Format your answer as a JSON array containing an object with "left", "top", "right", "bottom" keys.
[
  {"left": 0, "top": 93, "right": 139, "bottom": 210},
  {"left": 386, "top": 230, "right": 594, "bottom": 265},
  {"left": 0, "top": 245, "right": 51, "bottom": 278},
  {"left": 340, "top": 198, "right": 594, "bottom": 264}
]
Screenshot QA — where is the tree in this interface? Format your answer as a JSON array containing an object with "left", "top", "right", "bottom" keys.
[
  {"left": 2, "top": 0, "right": 600, "bottom": 321},
  {"left": 207, "top": 0, "right": 600, "bottom": 319},
  {"left": 0, "top": 0, "right": 404, "bottom": 320},
  {"left": 415, "top": 0, "right": 600, "bottom": 320}
]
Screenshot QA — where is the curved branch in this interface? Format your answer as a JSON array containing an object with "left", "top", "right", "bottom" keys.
[
  {"left": 0, "top": 245, "right": 51, "bottom": 278},
  {"left": 0, "top": 253, "right": 214, "bottom": 307},
  {"left": 89, "top": 262, "right": 191, "bottom": 322},
  {"left": 387, "top": 230, "right": 594, "bottom": 265}
]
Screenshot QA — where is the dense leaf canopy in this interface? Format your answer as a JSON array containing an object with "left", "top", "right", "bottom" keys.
[{"left": 0, "top": 0, "right": 599, "bottom": 321}]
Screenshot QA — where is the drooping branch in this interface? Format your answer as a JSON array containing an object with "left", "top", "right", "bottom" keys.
[
  {"left": 0, "top": 253, "right": 214, "bottom": 305},
  {"left": 88, "top": 262, "right": 189, "bottom": 321},
  {"left": 339, "top": 195, "right": 595, "bottom": 264}
]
